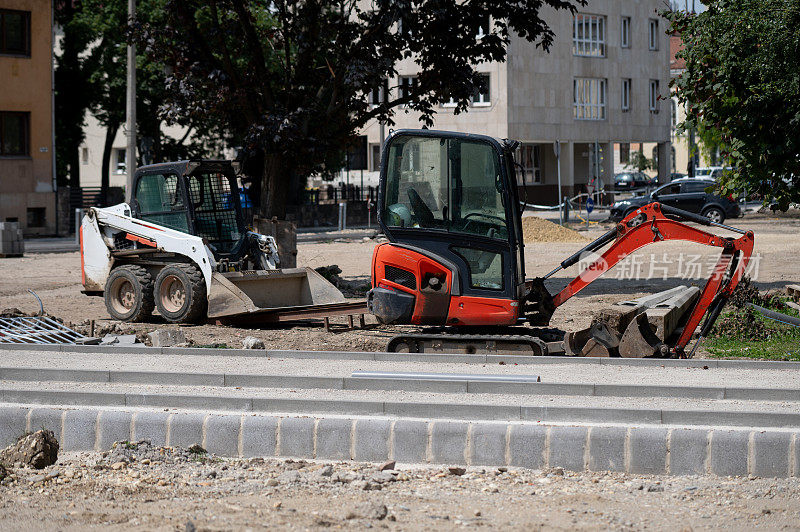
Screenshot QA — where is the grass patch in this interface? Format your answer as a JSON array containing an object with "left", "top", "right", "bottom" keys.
[{"left": 705, "top": 278, "right": 800, "bottom": 360}]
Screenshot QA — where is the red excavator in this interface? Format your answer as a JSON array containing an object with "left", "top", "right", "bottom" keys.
[{"left": 367, "top": 130, "right": 754, "bottom": 358}]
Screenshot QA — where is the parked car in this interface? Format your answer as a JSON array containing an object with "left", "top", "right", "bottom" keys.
[
  {"left": 614, "top": 171, "right": 655, "bottom": 190},
  {"left": 694, "top": 167, "right": 733, "bottom": 179},
  {"left": 610, "top": 178, "right": 741, "bottom": 224},
  {"left": 669, "top": 172, "right": 686, "bottom": 181}
]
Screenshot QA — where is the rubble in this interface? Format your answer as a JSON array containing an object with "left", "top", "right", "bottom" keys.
[
  {"left": 147, "top": 328, "right": 187, "bottom": 347},
  {"left": 241, "top": 336, "right": 265, "bottom": 350},
  {"left": 0, "top": 430, "right": 59, "bottom": 469}
]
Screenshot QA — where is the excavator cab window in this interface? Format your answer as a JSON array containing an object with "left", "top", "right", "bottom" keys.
[
  {"left": 383, "top": 135, "right": 509, "bottom": 241},
  {"left": 134, "top": 173, "right": 190, "bottom": 233}
]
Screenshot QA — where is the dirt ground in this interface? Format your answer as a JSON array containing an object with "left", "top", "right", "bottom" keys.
[
  {"left": 1, "top": 215, "right": 798, "bottom": 355},
  {"left": 1, "top": 444, "right": 799, "bottom": 531}
]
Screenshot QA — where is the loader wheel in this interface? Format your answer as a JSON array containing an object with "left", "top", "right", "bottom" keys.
[
  {"left": 155, "top": 264, "right": 207, "bottom": 324},
  {"left": 104, "top": 265, "right": 155, "bottom": 322}
]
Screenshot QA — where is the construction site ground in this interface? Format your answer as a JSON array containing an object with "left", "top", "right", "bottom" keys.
[
  {"left": 2, "top": 214, "right": 799, "bottom": 356},
  {"left": 2, "top": 450, "right": 799, "bottom": 530}
]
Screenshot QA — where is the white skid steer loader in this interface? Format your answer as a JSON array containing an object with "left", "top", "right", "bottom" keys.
[{"left": 80, "top": 160, "right": 345, "bottom": 323}]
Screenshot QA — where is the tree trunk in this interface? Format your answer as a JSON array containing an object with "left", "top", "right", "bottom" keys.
[
  {"left": 100, "top": 122, "right": 120, "bottom": 207},
  {"left": 259, "top": 153, "right": 291, "bottom": 219},
  {"left": 69, "top": 149, "right": 81, "bottom": 188}
]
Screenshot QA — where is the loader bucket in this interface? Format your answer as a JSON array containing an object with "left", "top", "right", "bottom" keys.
[{"left": 206, "top": 267, "right": 346, "bottom": 319}]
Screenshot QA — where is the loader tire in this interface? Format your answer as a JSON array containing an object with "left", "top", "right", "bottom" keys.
[
  {"left": 154, "top": 263, "right": 207, "bottom": 324},
  {"left": 104, "top": 264, "right": 155, "bottom": 322}
]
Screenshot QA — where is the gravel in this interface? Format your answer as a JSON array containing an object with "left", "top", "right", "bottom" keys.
[{"left": 0, "top": 442, "right": 798, "bottom": 529}]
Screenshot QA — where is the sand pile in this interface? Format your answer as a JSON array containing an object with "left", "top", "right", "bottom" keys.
[{"left": 521, "top": 216, "right": 589, "bottom": 243}]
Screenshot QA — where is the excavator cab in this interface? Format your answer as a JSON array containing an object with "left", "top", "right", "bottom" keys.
[{"left": 370, "top": 130, "right": 528, "bottom": 326}]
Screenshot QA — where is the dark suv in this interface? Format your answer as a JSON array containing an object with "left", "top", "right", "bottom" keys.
[
  {"left": 610, "top": 178, "right": 741, "bottom": 223},
  {"left": 614, "top": 171, "right": 655, "bottom": 190}
]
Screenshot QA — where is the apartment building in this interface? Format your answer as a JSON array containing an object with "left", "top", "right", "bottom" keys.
[
  {"left": 0, "top": 0, "right": 55, "bottom": 234},
  {"left": 358, "top": 0, "right": 671, "bottom": 204}
]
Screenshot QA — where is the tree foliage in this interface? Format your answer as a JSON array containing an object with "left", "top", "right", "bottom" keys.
[
  {"left": 137, "top": 0, "right": 579, "bottom": 218},
  {"left": 665, "top": 0, "right": 800, "bottom": 209}
]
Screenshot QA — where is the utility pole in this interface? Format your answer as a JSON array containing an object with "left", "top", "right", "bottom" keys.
[{"left": 125, "top": 0, "right": 137, "bottom": 202}]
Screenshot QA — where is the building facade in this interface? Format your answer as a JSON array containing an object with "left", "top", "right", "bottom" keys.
[
  {"left": 0, "top": 0, "right": 55, "bottom": 234},
  {"left": 357, "top": 0, "right": 671, "bottom": 204}
]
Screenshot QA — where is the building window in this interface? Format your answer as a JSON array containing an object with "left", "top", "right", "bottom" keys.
[
  {"left": 115, "top": 148, "right": 127, "bottom": 174},
  {"left": 81, "top": 147, "right": 89, "bottom": 164},
  {"left": 621, "top": 79, "right": 631, "bottom": 111},
  {"left": 621, "top": 16, "right": 630, "bottom": 48},
  {"left": 399, "top": 76, "right": 417, "bottom": 103},
  {"left": 476, "top": 14, "right": 490, "bottom": 39},
  {"left": 369, "top": 79, "right": 389, "bottom": 107},
  {"left": 442, "top": 95, "right": 457, "bottom": 108},
  {"left": 370, "top": 144, "right": 381, "bottom": 171},
  {"left": 670, "top": 99, "right": 677, "bottom": 128},
  {"left": 573, "top": 14, "right": 605, "bottom": 57},
  {"left": 620, "top": 143, "right": 630, "bottom": 164},
  {"left": 472, "top": 75, "right": 491, "bottom": 106},
  {"left": 27, "top": 207, "right": 46, "bottom": 228},
  {"left": 516, "top": 145, "right": 541, "bottom": 184},
  {"left": 649, "top": 19, "right": 659, "bottom": 50},
  {"left": 0, "top": 9, "right": 31, "bottom": 56},
  {"left": 573, "top": 78, "right": 606, "bottom": 120},
  {"left": 0, "top": 111, "right": 29, "bottom": 156},
  {"left": 649, "top": 80, "right": 660, "bottom": 112}
]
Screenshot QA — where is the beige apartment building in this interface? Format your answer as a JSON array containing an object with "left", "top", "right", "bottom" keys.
[
  {"left": 358, "top": 0, "right": 671, "bottom": 204},
  {"left": 0, "top": 0, "right": 55, "bottom": 234}
]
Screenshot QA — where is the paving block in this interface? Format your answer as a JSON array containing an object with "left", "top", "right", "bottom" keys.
[
  {"left": 549, "top": 426, "right": 587, "bottom": 472},
  {"left": 241, "top": 416, "right": 278, "bottom": 458},
  {"left": 509, "top": 424, "right": 547, "bottom": 469},
  {"left": 167, "top": 413, "right": 205, "bottom": 448},
  {"left": 353, "top": 418, "right": 391, "bottom": 463},
  {"left": 629, "top": 427, "right": 668, "bottom": 475},
  {"left": 0, "top": 406, "right": 30, "bottom": 448},
  {"left": 669, "top": 428, "right": 709, "bottom": 475},
  {"left": 392, "top": 420, "right": 429, "bottom": 464},
  {"left": 132, "top": 411, "right": 169, "bottom": 446},
  {"left": 203, "top": 415, "right": 242, "bottom": 457},
  {"left": 28, "top": 408, "right": 64, "bottom": 440},
  {"left": 62, "top": 410, "right": 99, "bottom": 451},
  {"left": 751, "top": 432, "right": 791, "bottom": 478},
  {"left": 277, "top": 417, "right": 315, "bottom": 458},
  {"left": 96, "top": 410, "right": 133, "bottom": 450},
  {"left": 315, "top": 418, "right": 353, "bottom": 461},
  {"left": 710, "top": 430, "right": 749, "bottom": 477},
  {"left": 430, "top": 421, "right": 469, "bottom": 464},
  {"left": 469, "top": 423, "right": 508, "bottom": 466},
  {"left": 588, "top": 426, "right": 626, "bottom": 472}
]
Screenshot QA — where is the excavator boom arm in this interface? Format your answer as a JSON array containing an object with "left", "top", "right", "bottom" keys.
[{"left": 548, "top": 202, "right": 754, "bottom": 356}]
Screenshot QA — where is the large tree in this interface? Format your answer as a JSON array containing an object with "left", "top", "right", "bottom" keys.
[
  {"left": 54, "top": 0, "right": 97, "bottom": 188},
  {"left": 666, "top": 0, "right": 800, "bottom": 209},
  {"left": 137, "top": 0, "right": 578, "bottom": 219}
]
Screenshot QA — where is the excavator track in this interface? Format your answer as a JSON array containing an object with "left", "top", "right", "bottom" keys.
[{"left": 386, "top": 331, "right": 565, "bottom": 356}]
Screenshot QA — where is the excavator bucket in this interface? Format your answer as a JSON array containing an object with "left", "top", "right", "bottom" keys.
[{"left": 206, "top": 267, "right": 347, "bottom": 319}]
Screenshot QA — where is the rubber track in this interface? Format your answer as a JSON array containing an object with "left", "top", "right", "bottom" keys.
[{"left": 386, "top": 334, "right": 551, "bottom": 356}]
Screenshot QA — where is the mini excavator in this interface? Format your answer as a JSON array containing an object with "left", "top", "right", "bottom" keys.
[{"left": 367, "top": 130, "right": 754, "bottom": 358}]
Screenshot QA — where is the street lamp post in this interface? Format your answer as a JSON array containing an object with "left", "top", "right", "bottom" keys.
[{"left": 125, "top": 0, "right": 137, "bottom": 202}]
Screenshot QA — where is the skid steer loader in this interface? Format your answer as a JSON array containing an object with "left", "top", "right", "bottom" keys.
[{"left": 80, "top": 160, "right": 345, "bottom": 323}]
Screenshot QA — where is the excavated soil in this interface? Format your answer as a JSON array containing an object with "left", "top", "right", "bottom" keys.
[{"left": 521, "top": 216, "right": 589, "bottom": 243}]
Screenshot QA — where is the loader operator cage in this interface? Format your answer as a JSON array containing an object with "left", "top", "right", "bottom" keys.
[
  {"left": 185, "top": 169, "right": 242, "bottom": 254},
  {"left": 133, "top": 161, "right": 245, "bottom": 256}
]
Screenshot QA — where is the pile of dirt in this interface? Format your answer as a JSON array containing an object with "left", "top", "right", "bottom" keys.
[{"left": 521, "top": 216, "right": 589, "bottom": 243}]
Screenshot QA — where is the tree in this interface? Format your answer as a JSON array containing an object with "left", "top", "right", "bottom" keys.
[
  {"left": 626, "top": 149, "right": 654, "bottom": 173},
  {"left": 665, "top": 0, "right": 800, "bottom": 209},
  {"left": 54, "top": 1, "right": 97, "bottom": 188},
  {"left": 137, "top": 0, "right": 579, "bottom": 219}
]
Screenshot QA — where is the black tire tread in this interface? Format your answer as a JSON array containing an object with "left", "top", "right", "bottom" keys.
[
  {"left": 104, "top": 264, "right": 155, "bottom": 322},
  {"left": 155, "top": 263, "right": 207, "bottom": 324}
]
